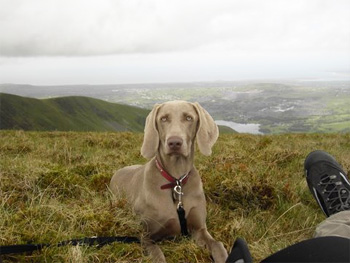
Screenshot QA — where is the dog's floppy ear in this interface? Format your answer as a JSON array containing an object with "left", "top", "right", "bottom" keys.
[
  {"left": 141, "top": 104, "right": 161, "bottom": 159},
  {"left": 192, "top": 102, "right": 219, "bottom": 156}
]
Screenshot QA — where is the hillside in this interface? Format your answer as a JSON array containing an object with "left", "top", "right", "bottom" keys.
[
  {"left": 0, "top": 93, "right": 149, "bottom": 132},
  {"left": 1, "top": 131, "right": 349, "bottom": 262},
  {"left": 0, "top": 93, "right": 237, "bottom": 133}
]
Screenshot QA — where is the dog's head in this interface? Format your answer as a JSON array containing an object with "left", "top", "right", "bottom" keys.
[{"left": 141, "top": 101, "right": 219, "bottom": 159}]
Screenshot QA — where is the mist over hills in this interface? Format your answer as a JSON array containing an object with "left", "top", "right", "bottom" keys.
[{"left": 1, "top": 80, "right": 349, "bottom": 133}]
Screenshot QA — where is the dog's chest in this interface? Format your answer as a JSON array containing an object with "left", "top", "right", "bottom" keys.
[{"left": 138, "top": 190, "right": 194, "bottom": 230}]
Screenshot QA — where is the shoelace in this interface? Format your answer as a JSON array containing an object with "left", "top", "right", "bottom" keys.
[{"left": 319, "top": 174, "right": 350, "bottom": 213}]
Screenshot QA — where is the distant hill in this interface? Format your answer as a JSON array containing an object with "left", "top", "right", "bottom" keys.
[
  {"left": 0, "top": 93, "right": 237, "bottom": 133},
  {"left": 0, "top": 93, "right": 149, "bottom": 132},
  {"left": 2, "top": 81, "right": 350, "bottom": 133},
  {"left": 218, "top": 125, "right": 237, "bottom": 134}
]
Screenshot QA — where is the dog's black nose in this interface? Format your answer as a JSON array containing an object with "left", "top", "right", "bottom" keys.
[{"left": 167, "top": 136, "right": 183, "bottom": 151}]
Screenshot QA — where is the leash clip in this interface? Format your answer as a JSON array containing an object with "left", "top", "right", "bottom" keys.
[
  {"left": 174, "top": 181, "right": 184, "bottom": 209},
  {"left": 174, "top": 185, "right": 182, "bottom": 195}
]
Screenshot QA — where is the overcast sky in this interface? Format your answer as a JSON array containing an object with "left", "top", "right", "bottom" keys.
[{"left": 0, "top": 0, "right": 349, "bottom": 85}]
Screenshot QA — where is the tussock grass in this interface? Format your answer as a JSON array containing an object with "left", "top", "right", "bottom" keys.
[{"left": 1, "top": 131, "right": 349, "bottom": 262}]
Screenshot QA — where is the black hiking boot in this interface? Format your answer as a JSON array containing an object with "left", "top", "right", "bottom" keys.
[{"left": 304, "top": 150, "right": 350, "bottom": 217}]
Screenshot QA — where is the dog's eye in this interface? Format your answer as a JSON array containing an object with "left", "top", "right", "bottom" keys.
[
  {"left": 161, "top": 116, "right": 168, "bottom": 122},
  {"left": 186, "top": 116, "right": 193, "bottom": 121}
]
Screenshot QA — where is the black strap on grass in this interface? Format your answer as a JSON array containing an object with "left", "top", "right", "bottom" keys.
[{"left": 0, "top": 236, "right": 140, "bottom": 255}]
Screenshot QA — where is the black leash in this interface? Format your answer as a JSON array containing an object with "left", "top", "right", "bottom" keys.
[
  {"left": 0, "top": 236, "right": 140, "bottom": 255},
  {"left": 173, "top": 183, "right": 189, "bottom": 237},
  {"left": 177, "top": 205, "right": 189, "bottom": 236}
]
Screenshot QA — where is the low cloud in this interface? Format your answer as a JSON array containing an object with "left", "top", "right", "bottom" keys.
[{"left": 0, "top": 0, "right": 349, "bottom": 57}]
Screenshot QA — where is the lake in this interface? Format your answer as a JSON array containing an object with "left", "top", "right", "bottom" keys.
[{"left": 215, "top": 120, "right": 262, "bottom": 134}]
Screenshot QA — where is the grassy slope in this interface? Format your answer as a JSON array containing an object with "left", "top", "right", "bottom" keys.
[
  {"left": 1, "top": 131, "right": 349, "bottom": 262},
  {"left": 218, "top": 125, "right": 237, "bottom": 134},
  {"left": 0, "top": 93, "right": 149, "bottom": 132}
]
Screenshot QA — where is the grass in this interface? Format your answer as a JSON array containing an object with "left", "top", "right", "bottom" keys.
[{"left": 1, "top": 131, "right": 349, "bottom": 262}]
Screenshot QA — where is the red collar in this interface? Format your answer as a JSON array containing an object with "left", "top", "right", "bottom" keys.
[{"left": 155, "top": 159, "right": 190, "bottom": 190}]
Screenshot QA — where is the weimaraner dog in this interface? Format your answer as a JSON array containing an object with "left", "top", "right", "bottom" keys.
[{"left": 110, "top": 101, "right": 228, "bottom": 262}]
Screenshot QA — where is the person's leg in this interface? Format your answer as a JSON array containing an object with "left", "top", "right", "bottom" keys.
[
  {"left": 261, "top": 236, "right": 350, "bottom": 263},
  {"left": 314, "top": 210, "right": 350, "bottom": 238}
]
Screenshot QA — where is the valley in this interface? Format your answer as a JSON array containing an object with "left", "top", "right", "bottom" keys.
[{"left": 1, "top": 81, "right": 349, "bottom": 133}]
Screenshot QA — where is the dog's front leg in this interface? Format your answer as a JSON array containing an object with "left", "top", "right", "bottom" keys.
[
  {"left": 141, "top": 236, "right": 166, "bottom": 263},
  {"left": 188, "top": 206, "right": 228, "bottom": 263},
  {"left": 192, "top": 228, "right": 227, "bottom": 263}
]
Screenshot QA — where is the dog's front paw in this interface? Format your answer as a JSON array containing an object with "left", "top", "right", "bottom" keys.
[
  {"left": 143, "top": 242, "right": 167, "bottom": 263},
  {"left": 211, "top": 241, "right": 228, "bottom": 263},
  {"left": 149, "top": 252, "right": 167, "bottom": 263}
]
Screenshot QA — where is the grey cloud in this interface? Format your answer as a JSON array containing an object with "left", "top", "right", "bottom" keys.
[{"left": 0, "top": 0, "right": 349, "bottom": 57}]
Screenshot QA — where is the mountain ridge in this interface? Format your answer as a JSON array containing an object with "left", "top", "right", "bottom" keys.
[
  {"left": 0, "top": 93, "right": 236, "bottom": 133},
  {"left": 0, "top": 93, "right": 149, "bottom": 132}
]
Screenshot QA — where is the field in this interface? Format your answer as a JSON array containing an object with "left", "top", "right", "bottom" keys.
[{"left": 1, "top": 131, "right": 350, "bottom": 262}]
